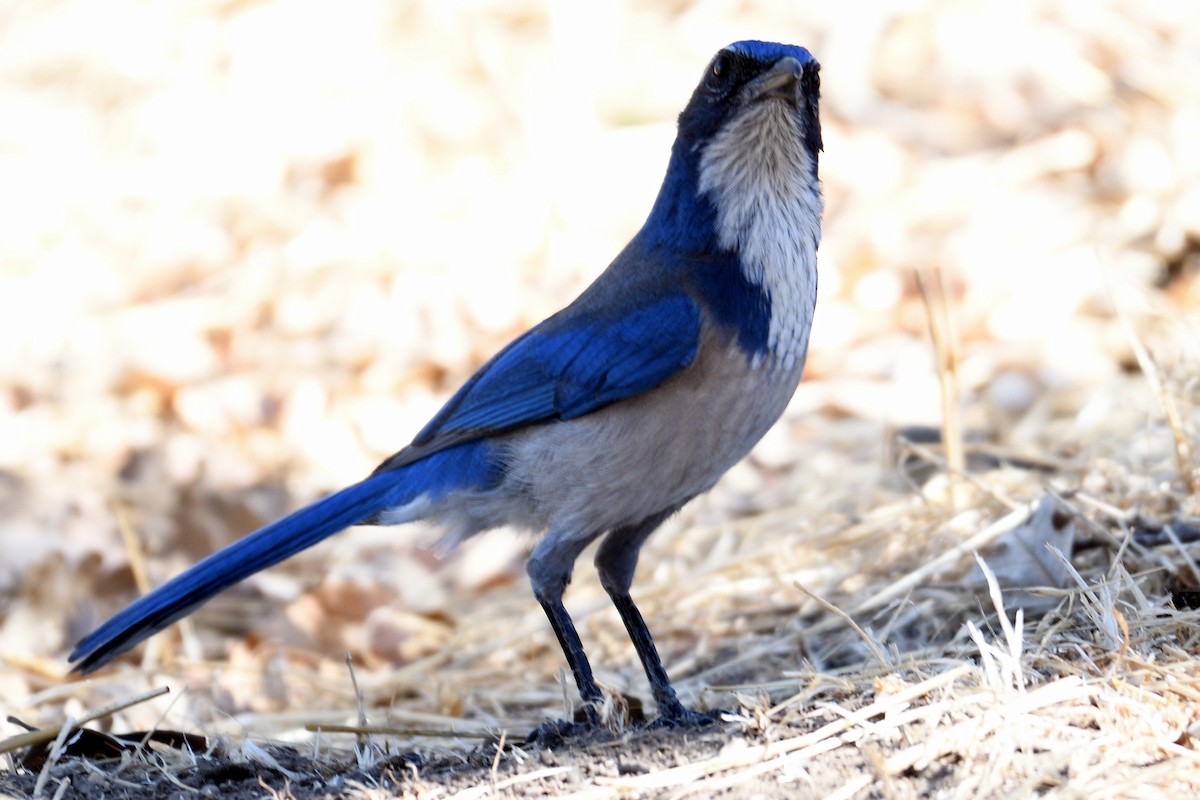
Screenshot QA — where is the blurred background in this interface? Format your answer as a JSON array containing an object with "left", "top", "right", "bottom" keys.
[{"left": 1, "top": 0, "right": 1197, "bottom": 728}]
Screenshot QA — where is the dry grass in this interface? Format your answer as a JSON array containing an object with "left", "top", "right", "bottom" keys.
[
  {"left": 3, "top": 0, "right": 1200, "bottom": 797},
  {"left": 5, "top": 397, "right": 1200, "bottom": 798}
]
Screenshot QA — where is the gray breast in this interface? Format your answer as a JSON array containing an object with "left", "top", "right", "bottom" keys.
[{"left": 490, "top": 333, "right": 804, "bottom": 540}]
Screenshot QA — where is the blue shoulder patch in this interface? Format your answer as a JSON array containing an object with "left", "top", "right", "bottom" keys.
[
  {"left": 639, "top": 176, "right": 773, "bottom": 358},
  {"left": 410, "top": 293, "right": 701, "bottom": 448},
  {"left": 690, "top": 250, "right": 771, "bottom": 356}
]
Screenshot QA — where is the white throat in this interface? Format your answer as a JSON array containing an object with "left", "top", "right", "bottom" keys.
[{"left": 697, "top": 102, "right": 822, "bottom": 369}]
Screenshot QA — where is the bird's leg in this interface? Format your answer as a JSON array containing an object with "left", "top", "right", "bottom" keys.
[
  {"left": 536, "top": 595, "right": 603, "bottom": 720},
  {"left": 526, "top": 530, "right": 605, "bottom": 741},
  {"left": 596, "top": 507, "right": 716, "bottom": 727},
  {"left": 605, "top": 589, "right": 688, "bottom": 720}
]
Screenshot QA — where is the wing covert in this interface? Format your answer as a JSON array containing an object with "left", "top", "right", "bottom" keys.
[{"left": 410, "top": 293, "right": 701, "bottom": 451}]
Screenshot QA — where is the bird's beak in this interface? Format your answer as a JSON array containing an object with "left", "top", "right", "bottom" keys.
[{"left": 746, "top": 56, "right": 806, "bottom": 103}]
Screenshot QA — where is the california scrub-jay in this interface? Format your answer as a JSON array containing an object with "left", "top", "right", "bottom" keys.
[{"left": 71, "top": 40, "right": 823, "bottom": 731}]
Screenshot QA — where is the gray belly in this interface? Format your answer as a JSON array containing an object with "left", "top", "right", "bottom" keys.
[{"left": 497, "top": 342, "right": 805, "bottom": 538}]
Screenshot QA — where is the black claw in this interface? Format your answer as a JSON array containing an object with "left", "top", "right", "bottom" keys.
[
  {"left": 524, "top": 718, "right": 595, "bottom": 748},
  {"left": 648, "top": 706, "right": 723, "bottom": 731}
]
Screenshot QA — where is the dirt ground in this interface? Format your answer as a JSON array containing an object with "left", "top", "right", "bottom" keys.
[
  {"left": 0, "top": 704, "right": 980, "bottom": 799},
  {"left": 3, "top": 1, "right": 1200, "bottom": 798}
]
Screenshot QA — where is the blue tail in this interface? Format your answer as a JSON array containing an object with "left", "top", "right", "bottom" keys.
[
  {"left": 69, "top": 473, "right": 394, "bottom": 672},
  {"left": 70, "top": 440, "right": 504, "bottom": 673}
]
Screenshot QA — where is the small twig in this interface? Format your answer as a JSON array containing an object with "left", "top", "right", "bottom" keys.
[
  {"left": 32, "top": 717, "right": 76, "bottom": 799},
  {"left": 794, "top": 581, "right": 891, "bottom": 670},
  {"left": 0, "top": 686, "right": 170, "bottom": 757},
  {"left": 346, "top": 653, "right": 367, "bottom": 729},
  {"left": 108, "top": 686, "right": 193, "bottom": 780},
  {"left": 113, "top": 501, "right": 152, "bottom": 596},
  {"left": 1112, "top": 607, "right": 1130, "bottom": 668},
  {"left": 305, "top": 723, "right": 496, "bottom": 740},
  {"left": 48, "top": 777, "right": 71, "bottom": 800},
  {"left": 449, "top": 766, "right": 573, "bottom": 800},
  {"left": 491, "top": 729, "right": 507, "bottom": 795},
  {"left": 345, "top": 653, "right": 374, "bottom": 769},
  {"left": 915, "top": 265, "right": 965, "bottom": 508}
]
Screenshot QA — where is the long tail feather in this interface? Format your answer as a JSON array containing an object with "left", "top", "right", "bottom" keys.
[{"left": 70, "top": 471, "right": 401, "bottom": 673}]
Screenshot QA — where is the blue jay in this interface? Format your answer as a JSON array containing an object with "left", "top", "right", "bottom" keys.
[{"left": 71, "top": 40, "right": 823, "bottom": 731}]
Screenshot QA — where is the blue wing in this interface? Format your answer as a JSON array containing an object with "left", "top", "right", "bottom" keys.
[{"left": 378, "top": 292, "right": 701, "bottom": 469}]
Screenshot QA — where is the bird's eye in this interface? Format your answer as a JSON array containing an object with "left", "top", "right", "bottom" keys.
[{"left": 712, "top": 57, "right": 725, "bottom": 77}]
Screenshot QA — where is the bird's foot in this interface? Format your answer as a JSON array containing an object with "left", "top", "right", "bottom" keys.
[
  {"left": 526, "top": 705, "right": 720, "bottom": 745},
  {"left": 524, "top": 702, "right": 607, "bottom": 748},
  {"left": 647, "top": 705, "right": 724, "bottom": 731},
  {"left": 524, "top": 717, "right": 596, "bottom": 748}
]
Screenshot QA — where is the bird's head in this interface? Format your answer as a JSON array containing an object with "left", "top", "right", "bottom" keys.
[
  {"left": 643, "top": 41, "right": 823, "bottom": 250},
  {"left": 679, "top": 41, "right": 822, "bottom": 173}
]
